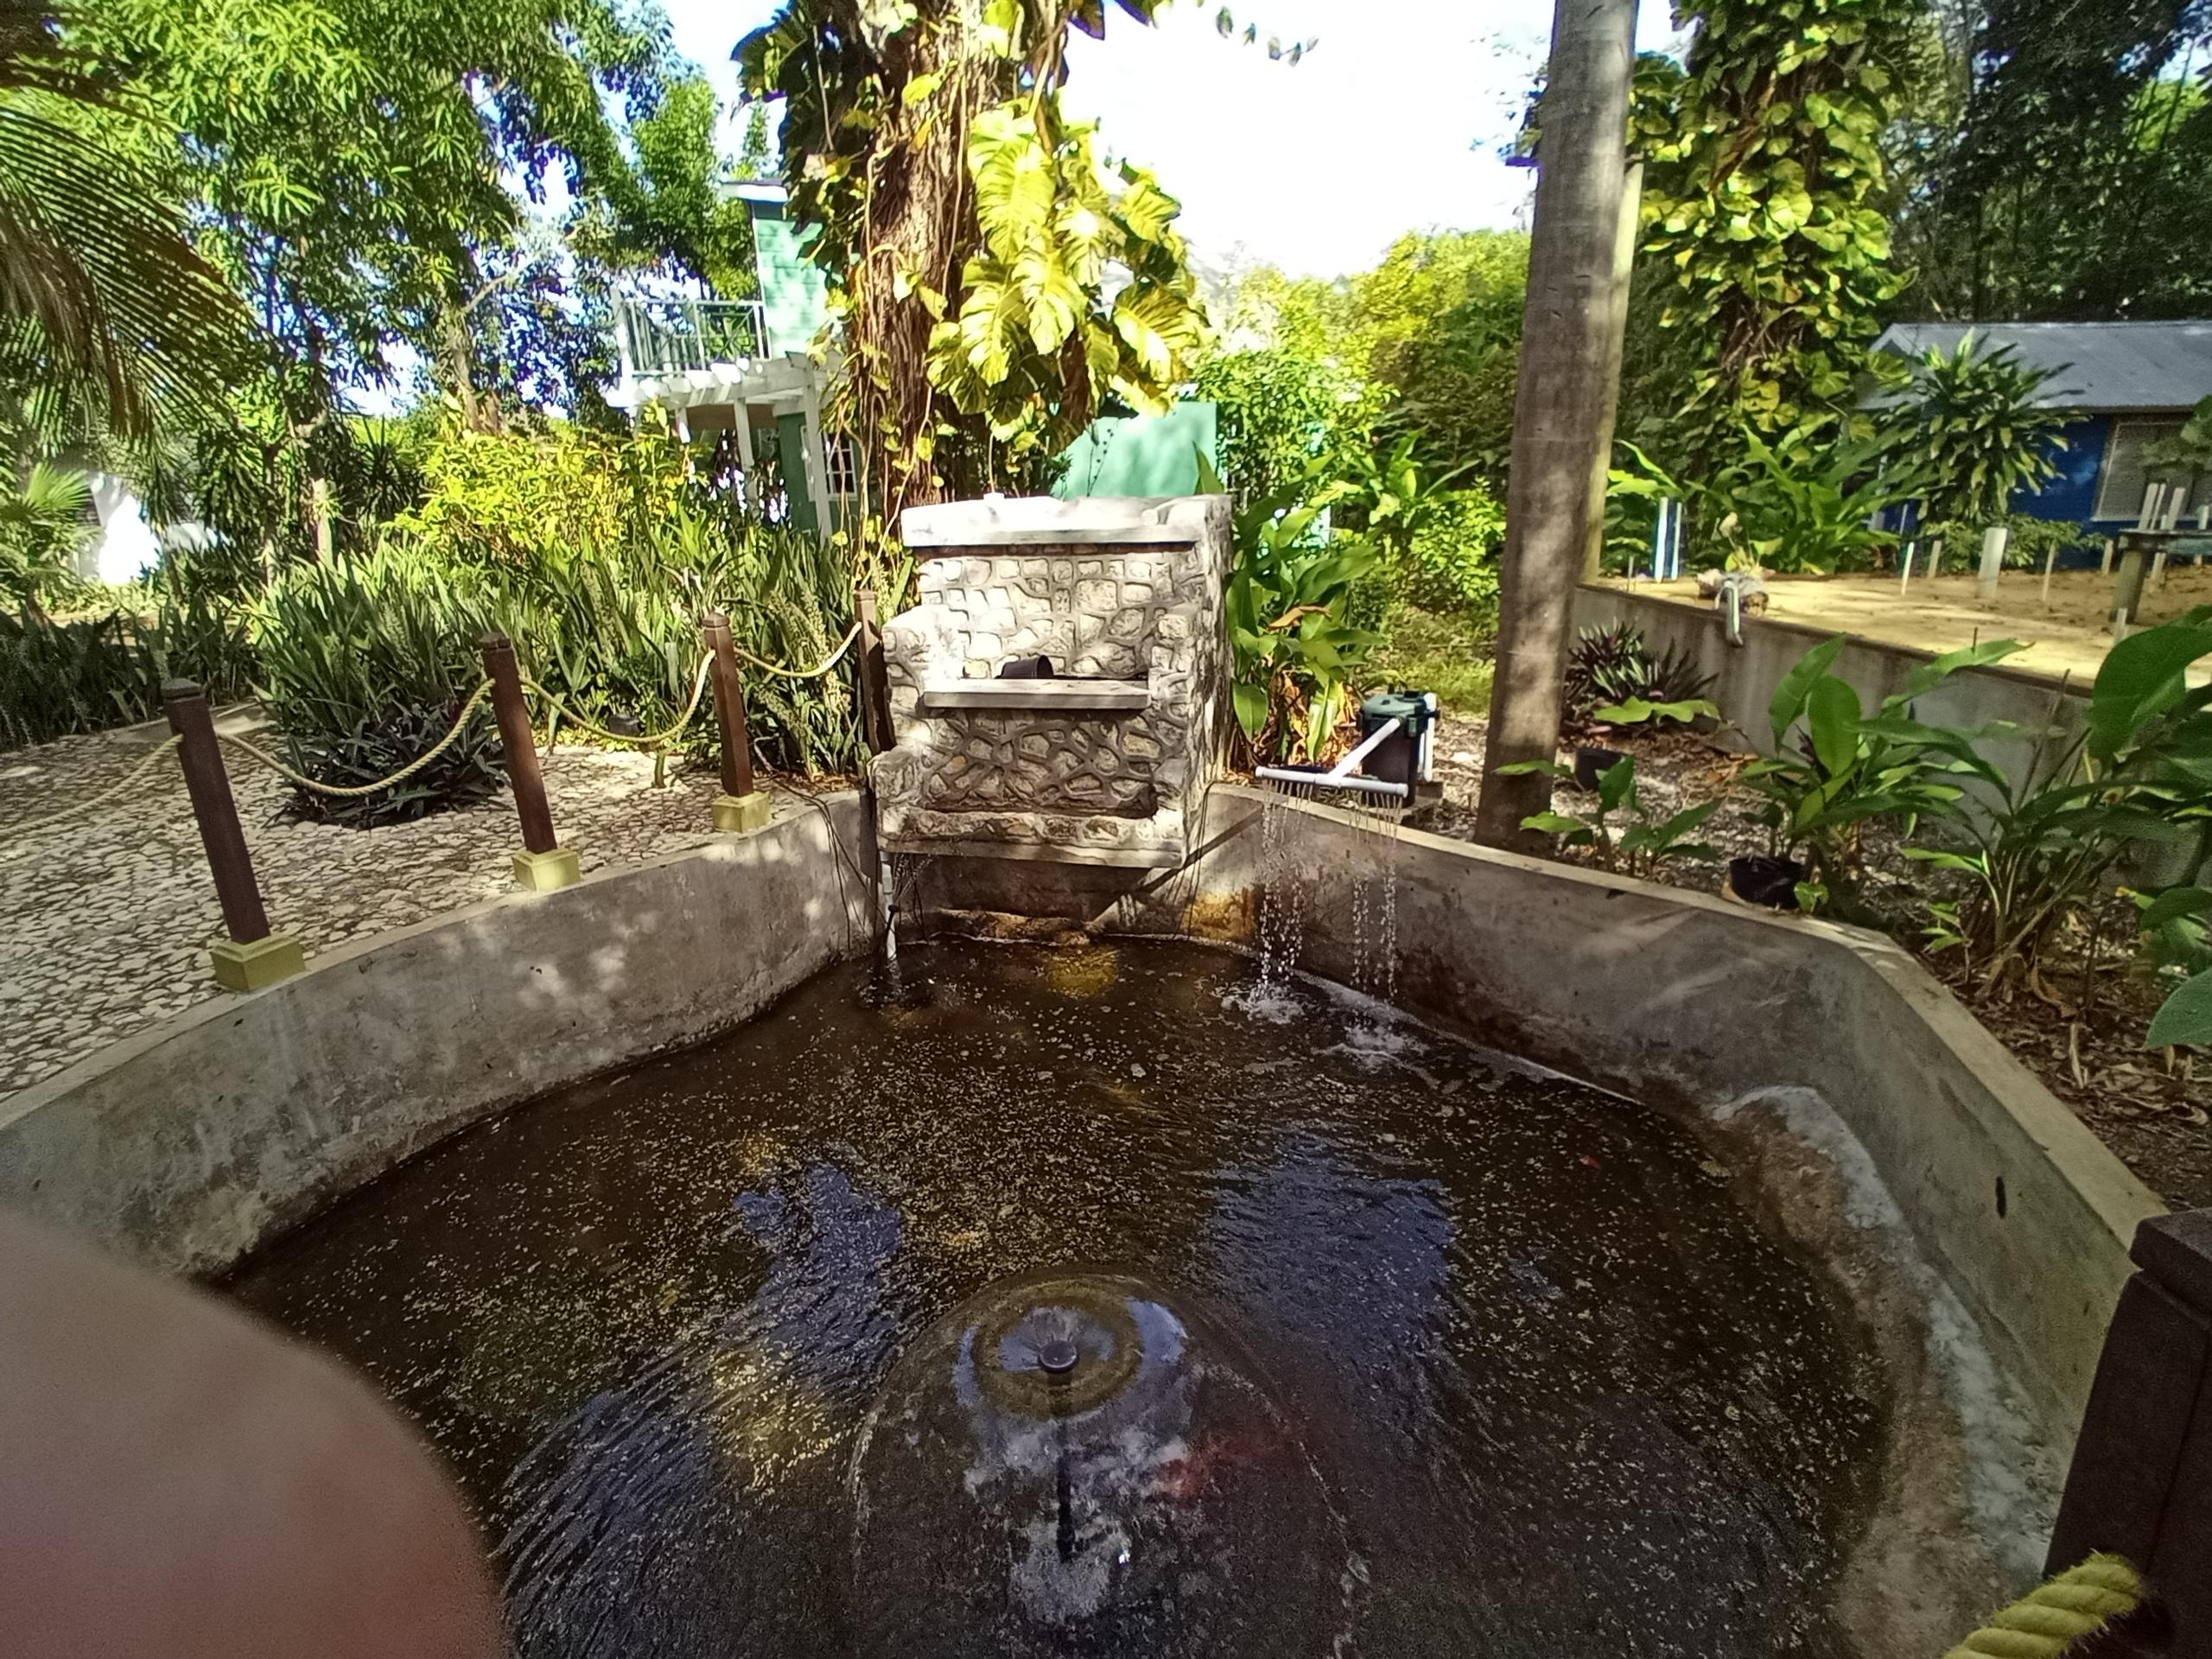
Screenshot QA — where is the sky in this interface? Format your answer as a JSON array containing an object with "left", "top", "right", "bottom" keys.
[{"left": 658, "top": 0, "right": 1687, "bottom": 281}]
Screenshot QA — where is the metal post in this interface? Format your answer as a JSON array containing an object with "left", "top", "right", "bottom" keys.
[
  {"left": 163, "top": 681, "right": 304, "bottom": 991},
  {"left": 855, "top": 588, "right": 894, "bottom": 757},
  {"left": 702, "top": 612, "right": 769, "bottom": 833},
  {"left": 1978, "top": 524, "right": 2010, "bottom": 601},
  {"left": 1898, "top": 540, "right": 1916, "bottom": 596},
  {"left": 481, "top": 633, "right": 579, "bottom": 892}
]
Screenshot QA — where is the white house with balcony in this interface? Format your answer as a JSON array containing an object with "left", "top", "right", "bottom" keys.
[{"left": 607, "top": 181, "right": 849, "bottom": 539}]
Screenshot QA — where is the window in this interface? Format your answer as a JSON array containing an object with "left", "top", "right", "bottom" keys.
[
  {"left": 824, "top": 435, "right": 858, "bottom": 500},
  {"left": 2094, "top": 419, "right": 2206, "bottom": 522}
]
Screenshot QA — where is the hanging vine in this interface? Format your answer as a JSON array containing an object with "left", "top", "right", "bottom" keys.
[{"left": 1632, "top": 0, "right": 1919, "bottom": 458}]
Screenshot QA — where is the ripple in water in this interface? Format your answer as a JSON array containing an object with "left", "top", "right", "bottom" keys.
[{"left": 227, "top": 940, "right": 1886, "bottom": 1658}]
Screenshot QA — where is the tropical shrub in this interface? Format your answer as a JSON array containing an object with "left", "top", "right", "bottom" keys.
[
  {"left": 1891, "top": 336, "right": 2075, "bottom": 529},
  {"left": 0, "top": 606, "right": 162, "bottom": 750},
  {"left": 251, "top": 545, "right": 503, "bottom": 825},
  {"left": 1740, "top": 634, "right": 2025, "bottom": 912},
  {"left": 1713, "top": 427, "right": 1927, "bottom": 574},
  {"left": 1562, "top": 623, "right": 1714, "bottom": 731},
  {"left": 1501, "top": 698, "right": 1725, "bottom": 879},
  {"left": 1220, "top": 461, "right": 1379, "bottom": 766}
]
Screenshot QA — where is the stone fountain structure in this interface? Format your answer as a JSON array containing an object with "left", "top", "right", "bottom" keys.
[{"left": 873, "top": 495, "right": 1233, "bottom": 868}]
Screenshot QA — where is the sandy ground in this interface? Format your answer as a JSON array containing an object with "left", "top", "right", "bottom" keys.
[{"left": 1607, "top": 560, "right": 2212, "bottom": 686}]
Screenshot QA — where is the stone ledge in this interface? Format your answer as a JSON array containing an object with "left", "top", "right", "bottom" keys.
[
  {"left": 920, "top": 681, "right": 1150, "bottom": 713},
  {"left": 884, "top": 836, "right": 1184, "bottom": 868}
]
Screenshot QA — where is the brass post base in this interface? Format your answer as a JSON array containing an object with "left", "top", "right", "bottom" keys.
[
  {"left": 210, "top": 932, "right": 307, "bottom": 993},
  {"left": 713, "top": 791, "right": 772, "bottom": 834},
  {"left": 512, "top": 848, "right": 582, "bottom": 892}
]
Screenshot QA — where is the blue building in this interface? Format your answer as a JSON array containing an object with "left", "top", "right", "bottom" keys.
[{"left": 1871, "top": 320, "right": 2211, "bottom": 531}]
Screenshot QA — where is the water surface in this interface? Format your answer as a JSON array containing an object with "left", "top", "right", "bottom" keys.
[{"left": 229, "top": 939, "right": 1884, "bottom": 1657}]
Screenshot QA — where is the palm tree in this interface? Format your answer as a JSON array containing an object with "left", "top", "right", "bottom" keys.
[{"left": 0, "top": 0, "right": 247, "bottom": 439}]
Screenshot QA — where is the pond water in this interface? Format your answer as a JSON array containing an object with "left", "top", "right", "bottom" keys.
[{"left": 227, "top": 939, "right": 1885, "bottom": 1658}]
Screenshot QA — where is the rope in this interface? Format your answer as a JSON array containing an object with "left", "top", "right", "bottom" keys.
[
  {"left": 728, "top": 620, "right": 862, "bottom": 681},
  {"left": 217, "top": 679, "right": 498, "bottom": 798},
  {"left": 0, "top": 734, "right": 182, "bottom": 847},
  {"left": 518, "top": 652, "right": 712, "bottom": 752},
  {"left": 1942, "top": 1553, "right": 2142, "bottom": 1658}
]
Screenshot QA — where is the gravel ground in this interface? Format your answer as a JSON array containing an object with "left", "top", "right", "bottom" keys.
[
  {"left": 0, "top": 709, "right": 845, "bottom": 1100},
  {"left": 1419, "top": 719, "right": 2212, "bottom": 1211}
]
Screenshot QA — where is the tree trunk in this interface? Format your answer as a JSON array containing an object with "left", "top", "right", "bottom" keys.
[
  {"left": 1476, "top": 0, "right": 1640, "bottom": 851},
  {"left": 1582, "top": 158, "right": 1643, "bottom": 582}
]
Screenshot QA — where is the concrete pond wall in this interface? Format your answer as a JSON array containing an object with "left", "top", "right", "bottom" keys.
[{"left": 0, "top": 795, "right": 878, "bottom": 1277}]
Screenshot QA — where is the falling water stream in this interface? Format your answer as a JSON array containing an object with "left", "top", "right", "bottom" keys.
[{"left": 229, "top": 939, "right": 1886, "bottom": 1659}]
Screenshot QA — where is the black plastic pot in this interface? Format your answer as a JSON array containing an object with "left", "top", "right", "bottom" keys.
[
  {"left": 1726, "top": 855, "right": 1806, "bottom": 912},
  {"left": 1573, "top": 746, "right": 1628, "bottom": 791}
]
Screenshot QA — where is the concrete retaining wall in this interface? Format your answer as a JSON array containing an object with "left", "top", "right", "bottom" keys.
[
  {"left": 1573, "top": 583, "right": 2088, "bottom": 791},
  {"left": 0, "top": 795, "right": 877, "bottom": 1277}
]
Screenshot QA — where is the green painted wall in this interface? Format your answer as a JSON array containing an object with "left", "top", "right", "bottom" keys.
[
  {"left": 774, "top": 410, "right": 817, "bottom": 536},
  {"left": 747, "top": 200, "right": 830, "bottom": 356},
  {"left": 1053, "top": 403, "right": 1219, "bottom": 499}
]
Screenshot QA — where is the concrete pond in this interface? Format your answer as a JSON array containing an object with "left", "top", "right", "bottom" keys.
[{"left": 0, "top": 784, "right": 2161, "bottom": 1656}]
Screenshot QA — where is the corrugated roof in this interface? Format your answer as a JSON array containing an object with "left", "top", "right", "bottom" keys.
[{"left": 1871, "top": 321, "right": 2212, "bottom": 411}]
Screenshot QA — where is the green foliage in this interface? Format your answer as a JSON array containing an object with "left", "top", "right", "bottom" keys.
[
  {"left": 926, "top": 97, "right": 1208, "bottom": 460},
  {"left": 1891, "top": 335, "right": 2075, "bottom": 528},
  {"left": 1897, "top": 1, "right": 2212, "bottom": 321},
  {"left": 1363, "top": 601, "right": 1492, "bottom": 716},
  {"left": 1389, "top": 487, "right": 1506, "bottom": 618},
  {"left": 1740, "top": 634, "right": 2026, "bottom": 909},
  {"left": 0, "top": 461, "right": 90, "bottom": 607},
  {"left": 1718, "top": 427, "right": 1925, "bottom": 574},
  {"left": 0, "top": 604, "right": 155, "bottom": 748},
  {"left": 251, "top": 543, "right": 502, "bottom": 824},
  {"left": 1906, "top": 610, "right": 2212, "bottom": 1014},
  {"left": 1563, "top": 623, "right": 1715, "bottom": 731},
  {"left": 0, "top": 2, "right": 251, "bottom": 440},
  {"left": 1222, "top": 463, "right": 1378, "bottom": 766},
  {"left": 1195, "top": 343, "right": 1368, "bottom": 512},
  {"left": 1632, "top": 0, "right": 1917, "bottom": 456},
  {"left": 1501, "top": 746, "right": 1723, "bottom": 880},
  {"left": 1917, "top": 513, "right": 2093, "bottom": 574},
  {"left": 2143, "top": 396, "right": 2212, "bottom": 486}
]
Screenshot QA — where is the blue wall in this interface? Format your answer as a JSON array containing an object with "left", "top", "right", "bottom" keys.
[{"left": 2013, "top": 415, "right": 2108, "bottom": 523}]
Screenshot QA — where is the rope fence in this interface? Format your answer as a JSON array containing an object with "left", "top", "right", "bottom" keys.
[{"left": 0, "top": 597, "right": 899, "bottom": 989}]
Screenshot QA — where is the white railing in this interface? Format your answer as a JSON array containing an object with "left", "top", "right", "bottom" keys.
[{"left": 615, "top": 297, "right": 770, "bottom": 375}]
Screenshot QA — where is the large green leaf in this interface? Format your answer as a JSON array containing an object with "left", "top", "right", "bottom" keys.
[
  {"left": 2147, "top": 966, "right": 2212, "bottom": 1050},
  {"left": 1807, "top": 674, "right": 1860, "bottom": 776},
  {"left": 2088, "top": 624, "right": 2212, "bottom": 760},
  {"left": 1231, "top": 679, "right": 1268, "bottom": 738},
  {"left": 1769, "top": 636, "right": 1847, "bottom": 747}
]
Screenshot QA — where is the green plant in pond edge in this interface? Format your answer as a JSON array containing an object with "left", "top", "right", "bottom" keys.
[{"left": 1739, "top": 634, "right": 2025, "bottom": 913}]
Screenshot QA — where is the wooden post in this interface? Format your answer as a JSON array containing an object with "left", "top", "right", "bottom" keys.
[
  {"left": 2042, "top": 539, "right": 2058, "bottom": 607},
  {"left": 855, "top": 588, "right": 894, "bottom": 757},
  {"left": 702, "top": 611, "right": 769, "bottom": 833},
  {"left": 1475, "top": 0, "right": 1640, "bottom": 850},
  {"left": 163, "top": 680, "right": 304, "bottom": 991},
  {"left": 2101, "top": 536, "right": 2116, "bottom": 575},
  {"left": 481, "top": 633, "right": 579, "bottom": 891},
  {"left": 2048, "top": 1211, "right": 2212, "bottom": 1649},
  {"left": 1897, "top": 540, "right": 1916, "bottom": 596}
]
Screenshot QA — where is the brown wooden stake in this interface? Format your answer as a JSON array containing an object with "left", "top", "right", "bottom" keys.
[
  {"left": 702, "top": 611, "right": 756, "bottom": 798},
  {"left": 162, "top": 680, "right": 271, "bottom": 943},
  {"left": 855, "top": 588, "right": 894, "bottom": 756},
  {"left": 481, "top": 633, "right": 558, "bottom": 855}
]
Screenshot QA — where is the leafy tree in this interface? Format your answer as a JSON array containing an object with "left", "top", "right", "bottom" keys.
[
  {"left": 1897, "top": 0, "right": 2212, "bottom": 321},
  {"left": 1356, "top": 231, "right": 1528, "bottom": 491},
  {"left": 1631, "top": 1, "right": 1918, "bottom": 458},
  {"left": 1890, "top": 334, "right": 2075, "bottom": 526},
  {"left": 739, "top": 0, "right": 1209, "bottom": 516},
  {"left": 0, "top": 0, "right": 248, "bottom": 440}
]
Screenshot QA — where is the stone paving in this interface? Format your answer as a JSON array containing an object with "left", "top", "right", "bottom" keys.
[{"left": 0, "top": 711, "right": 839, "bottom": 1100}]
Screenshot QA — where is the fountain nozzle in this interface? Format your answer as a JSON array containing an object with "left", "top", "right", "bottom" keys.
[{"left": 1039, "top": 1339, "right": 1080, "bottom": 1376}]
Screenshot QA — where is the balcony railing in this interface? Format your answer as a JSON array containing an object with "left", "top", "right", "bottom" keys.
[{"left": 615, "top": 297, "right": 770, "bottom": 376}]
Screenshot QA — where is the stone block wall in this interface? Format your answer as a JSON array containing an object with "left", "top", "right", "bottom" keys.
[{"left": 874, "top": 495, "right": 1232, "bottom": 868}]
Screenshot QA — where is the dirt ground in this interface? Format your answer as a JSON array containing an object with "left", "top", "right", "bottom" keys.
[
  {"left": 1420, "top": 724, "right": 2212, "bottom": 1212},
  {"left": 1606, "top": 560, "right": 2212, "bottom": 687}
]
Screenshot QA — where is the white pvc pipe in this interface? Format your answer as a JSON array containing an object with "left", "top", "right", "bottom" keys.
[
  {"left": 1978, "top": 525, "right": 2010, "bottom": 600},
  {"left": 1254, "top": 767, "right": 1412, "bottom": 802},
  {"left": 1324, "top": 717, "right": 1403, "bottom": 783}
]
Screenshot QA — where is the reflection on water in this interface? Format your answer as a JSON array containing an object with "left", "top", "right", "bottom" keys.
[{"left": 228, "top": 940, "right": 1884, "bottom": 1658}]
